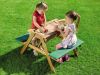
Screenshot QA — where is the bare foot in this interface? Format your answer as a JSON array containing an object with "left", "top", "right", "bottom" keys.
[
  {"left": 56, "top": 58, "right": 63, "bottom": 63},
  {"left": 64, "top": 55, "right": 70, "bottom": 62}
]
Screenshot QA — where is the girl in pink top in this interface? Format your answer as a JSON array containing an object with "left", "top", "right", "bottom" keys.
[{"left": 56, "top": 10, "right": 80, "bottom": 63}]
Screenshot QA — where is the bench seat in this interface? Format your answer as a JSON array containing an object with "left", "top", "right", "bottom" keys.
[{"left": 49, "top": 39, "right": 84, "bottom": 59}]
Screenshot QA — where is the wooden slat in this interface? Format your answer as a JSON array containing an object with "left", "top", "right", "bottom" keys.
[
  {"left": 49, "top": 39, "right": 84, "bottom": 59},
  {"left": 29, "top": 44, "right": 46, "bottom": 55},
  {"left": 20, "top": 31, "right": 35, "bottom": 54}
]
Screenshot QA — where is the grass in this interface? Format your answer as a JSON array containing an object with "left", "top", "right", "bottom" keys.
[{"left": 0, "top": 0, "right": 100, "bottom": 75}]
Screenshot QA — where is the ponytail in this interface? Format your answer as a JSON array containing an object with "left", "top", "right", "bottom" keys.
[
  {"left": 76, "top": 13, "right": 80, "bottom": 29},
  {"left": 65, "top": 10, "right": 80, "bottom": 31}
]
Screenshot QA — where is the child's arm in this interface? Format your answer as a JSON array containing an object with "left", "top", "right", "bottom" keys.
[
  {"left": 57, "top": 28, "right": 71, "bottom": 39},
  {"left": 40, "top": 13, "right": 48, "bottom": 32},
  {"left": 33, "top": 16, "right": 46, "bottom": 33},
  {"left": 44, "top": 13, "right": 47, "bottom": 26},
  {"left": 33, "top": 16, "right": 47, "bottom": 33},
  {"left": 63, "top": 29, "right": 71, "bottom": 38},
  {"left": 56, "top": 28, "right": 65, "bottom": 39},
  {"left": 33, "top": 16, "right": 42, "bottom": 29},
  {"left": 41, "top": 12, "right": 47, "bottom": 27}
]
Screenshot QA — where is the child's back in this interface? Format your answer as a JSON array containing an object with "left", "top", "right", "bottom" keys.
[{"left": 62, "top": 23, "right": 77, "bottom": 47}]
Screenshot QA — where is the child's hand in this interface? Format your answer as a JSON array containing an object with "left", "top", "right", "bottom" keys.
[
  {"left": 43, "top": 28, "right": 48, "bottom": 33},
  {"left": 56, "top": 26, "right": 61, "bottom": 31},
  {"left": 62, "top": 38, "right": 66, "bottom": 41},
  {"left": 64, "top": 45, "right": 67, "bottom": 48},
  {"left": 39, "top": 27, "right": 48, "bottom": 33}
]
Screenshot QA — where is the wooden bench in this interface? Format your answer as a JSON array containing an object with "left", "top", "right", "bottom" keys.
[
  {"left": 16, "top": 34, "right": 29, "bottom": 42},
  {"left": 49, "top": 39, "right": 84, "bottom": 60}
]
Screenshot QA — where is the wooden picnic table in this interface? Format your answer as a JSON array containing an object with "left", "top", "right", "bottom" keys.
[{"left": 17, "top": 19, "right": 66, "bottom": 73}]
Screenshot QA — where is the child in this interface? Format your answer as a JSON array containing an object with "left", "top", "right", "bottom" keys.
[
  {"left": 31, "top": 2, "right": 48, "bottom": 32},
  {"left": 31, "top": 2, "right": 48, "bottom": 55},
  {"left": 56, "top": 10, "right": 80, "bottom": 63}
]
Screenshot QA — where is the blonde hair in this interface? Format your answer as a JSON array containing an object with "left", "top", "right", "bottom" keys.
[{"left": 36, "top": 2, "right": 48, "bottom": 10}]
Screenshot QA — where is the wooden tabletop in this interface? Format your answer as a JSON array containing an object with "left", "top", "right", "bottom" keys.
[{"left": 36, "top": 19, "right": 65, "bottom": 41}]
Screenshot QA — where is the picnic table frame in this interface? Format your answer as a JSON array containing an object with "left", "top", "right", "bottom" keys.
[
  {"left": 20, "top": 19, "right": 66, "bottom": 72},
  {"left": 17, "top": 19, "right": 83, "bottom": 73}
]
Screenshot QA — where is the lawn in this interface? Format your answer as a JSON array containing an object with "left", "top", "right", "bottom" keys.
[{"left": 0, "top": 0, "right": 100, "bottom": 75}]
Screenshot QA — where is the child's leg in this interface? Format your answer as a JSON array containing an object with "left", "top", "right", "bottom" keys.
[
  {"left": 32, "top": 37, "right": 38, "bottom": 56},
  {"left": 63, "top": 55, "right": 70, "bottom": 62},
  {"left": 56, "top": 57, "right": 63, "bottom": 63},
  {"left": 56, "top": 43, "right": 63, "bottom": 50},
  {"left": 56, "top": 43, "right": 63, "bottom": 63},
  {"left": 56, "top": 55, "right": 70, "bottom": 63}
]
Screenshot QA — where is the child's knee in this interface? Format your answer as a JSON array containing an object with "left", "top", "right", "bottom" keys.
[
  {"left": 64, "top": 45, "right": 67, "bottom": 48},
  {"left": 56, "top": 43, "right": 62, "bottom": 49}
]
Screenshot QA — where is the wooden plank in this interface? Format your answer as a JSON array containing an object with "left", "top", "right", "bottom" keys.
[
  {"left": 16, "top": 34, "right": 29, "bottom": 42},
  {"left": 16, "top": 19, "right": 67, "bottom": 72},
  {"left": 29, "top": 44, "right": 46, "bottom": 55},
  {"left": 40, "top": 38, "right": 55, "bottom": 72},
  {"left": 49, "top": 39, "right": 84, "bottom": 59},
  {"left": 73, "top": 49, "right": 78, "bottom": 57},
  {"left": 20, "top": 32, "right": 35, "bottom": 54}
]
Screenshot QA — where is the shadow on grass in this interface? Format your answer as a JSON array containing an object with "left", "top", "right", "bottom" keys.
[{"left": 0, "top": 47, "right": 59, "bottom": 75}]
